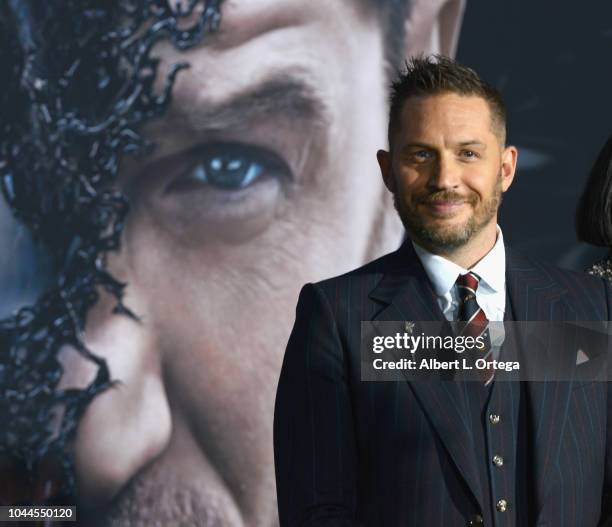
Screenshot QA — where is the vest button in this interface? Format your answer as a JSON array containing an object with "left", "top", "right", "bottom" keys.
[
  {"left": 489, "top": 413, "right": 501, "bottom": 424},
  {"left": 492, "top": 454, "right": 504, "bottom": 467},
  {"left": 496, "top": 499, "right": 508, "bottom": 512},
  {"left": 468, "top": 513, "right": 484, "bottom": 526}
]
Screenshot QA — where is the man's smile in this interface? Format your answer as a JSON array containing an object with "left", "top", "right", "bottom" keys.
[{"left": 422, "top": 200, "right": 468, "bottom": 217}]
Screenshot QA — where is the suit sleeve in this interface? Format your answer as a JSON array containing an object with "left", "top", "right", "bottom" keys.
[{"left": 274, "top": 283, "right": 360, "bottom": 527}]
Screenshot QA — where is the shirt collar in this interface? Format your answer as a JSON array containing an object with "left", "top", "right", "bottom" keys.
[
  {"left": 470, "top": 227, "right": 506, "bottom": 293},
  {"left": 412, "top": 226, "right": 506, "bottom": 297}
]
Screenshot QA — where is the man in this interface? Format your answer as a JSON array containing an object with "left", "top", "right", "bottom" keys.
[
  {"left": 274, "top": 56, "right": 612, "bottom": 526},
  {"left": 0, "top": 1, "right": 467, "bottom": 526}
]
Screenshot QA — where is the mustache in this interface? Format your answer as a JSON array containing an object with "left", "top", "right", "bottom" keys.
[{"left": 417, "top": 190, "right": 478, "bottom": 205}]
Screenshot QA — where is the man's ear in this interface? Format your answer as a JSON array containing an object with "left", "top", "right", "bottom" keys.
[
  {"left": 500, "top": 145, "right": 518, "bottom": 192},
  {"left": 403, "top": 0, "right": 466, "bottom": 58},
  {"left": 377, "top": 149, "right": 395, "bottom": 193}
]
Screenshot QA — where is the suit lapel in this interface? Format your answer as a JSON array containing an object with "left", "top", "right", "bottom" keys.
[
  {"left": 369, "top": 240, "right": 486, "bottom": 513},
  {"left": 367, "top": 241, "right": 581, "bottom": 517},
  {"left": 505, "top": 248, "right": 573, "bottom": 514}
]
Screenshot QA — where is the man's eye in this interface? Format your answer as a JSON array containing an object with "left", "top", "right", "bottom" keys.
[
  {"left": 413, "top": 150, "right": 432, "bottom": 160},
  {"left": 461, "top": 150, "right": 478, "bottom": 158},
  {"left": 152, "top": 142, "right": 292, "bottom": 243},
  {"left": 173, "top": 143, "right": 286, "bottom": 191}
]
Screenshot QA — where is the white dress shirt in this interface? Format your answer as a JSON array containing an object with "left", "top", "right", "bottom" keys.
[{"left": 412, "top": 226, "right": 506, "bottom": 351}]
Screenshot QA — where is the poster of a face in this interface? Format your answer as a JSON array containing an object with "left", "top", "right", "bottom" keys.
[{"left": 0, "top": 1, "right": 611, "bottom": 526}]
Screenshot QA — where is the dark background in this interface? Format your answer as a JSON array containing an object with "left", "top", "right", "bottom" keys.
[{"left": 457, "top": 0, "right": 612, "bottom": 269}]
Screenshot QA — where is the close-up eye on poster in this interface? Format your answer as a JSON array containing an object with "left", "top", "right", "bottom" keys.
[{"left": 0, "top": 1, "right": 610, "bottom": 526}]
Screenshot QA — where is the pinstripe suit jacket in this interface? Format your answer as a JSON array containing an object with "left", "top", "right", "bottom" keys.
[{"left": 274, "top": 240, "right": 612, "bottom": 526}]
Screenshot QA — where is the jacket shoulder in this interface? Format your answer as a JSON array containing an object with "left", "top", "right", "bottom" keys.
[
  {"left": 509, "top": 248, "right": 611, "bottom": 314},
  {"left": 510, "top": 249, "right": 605, "bottom": 287}
]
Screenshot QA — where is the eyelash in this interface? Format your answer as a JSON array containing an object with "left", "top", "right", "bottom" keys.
[{"left": 168, "top": 142, "right": 289, "bottom": 193}]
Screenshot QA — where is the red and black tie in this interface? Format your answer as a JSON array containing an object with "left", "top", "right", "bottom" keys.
[{"left": 456, "top": 271, "right": 494, "bottom": 386}]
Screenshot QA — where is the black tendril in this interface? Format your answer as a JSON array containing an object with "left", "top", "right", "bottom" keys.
[{"left": 0, "top": 0, "right": 223, "bottom": 504}]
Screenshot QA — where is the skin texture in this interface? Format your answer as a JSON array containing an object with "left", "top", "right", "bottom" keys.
[
  {"left": 377, "top": 92, "right": 518, "bottom": 269},
  {"left": 49, "top": 1, "right": 466, "bottom": 525}
]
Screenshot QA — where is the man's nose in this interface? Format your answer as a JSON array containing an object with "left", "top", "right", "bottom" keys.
[
  {"left": 426, "top": 154, "right": 460, "bottom": 191},
  {"left": 58, "top": 291, "right": 171, "bottom": 508}
]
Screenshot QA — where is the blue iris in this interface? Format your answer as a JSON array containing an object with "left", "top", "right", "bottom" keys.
[{"left": 190, "top": 146, "right": 265, "bottom": 189}]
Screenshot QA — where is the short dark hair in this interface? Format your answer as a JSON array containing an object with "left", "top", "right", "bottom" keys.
[
  {"left": 387, "top": 54, "right": 507, "bottom": 149},
  {"left": 575, "top": 133, "right": 612, "bottom": 247}
]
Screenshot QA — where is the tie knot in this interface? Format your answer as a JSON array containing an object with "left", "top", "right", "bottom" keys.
[{"left": 456, "top": 271, "right": 480, "bottom": 293}]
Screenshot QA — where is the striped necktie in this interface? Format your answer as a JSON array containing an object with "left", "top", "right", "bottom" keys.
[{"left": 456, "top": 271, "right": 494, "bottom": 386}]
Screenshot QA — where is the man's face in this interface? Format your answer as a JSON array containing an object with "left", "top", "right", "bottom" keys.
[
  {"left": 379, "top": 92, "right": 516, "bottom": 254},
  {"left": 57, "top": 1, "right": 410, "bottom": 525}
]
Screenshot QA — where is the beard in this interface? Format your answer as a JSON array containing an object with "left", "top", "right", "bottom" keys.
[{"left": 393, "top": 171, "right": 503, "bottom": 252}]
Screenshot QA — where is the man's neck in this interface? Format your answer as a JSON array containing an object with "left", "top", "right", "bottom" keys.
[{"left": 417, "top": 223, "right": 498, "bottom": 269}]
